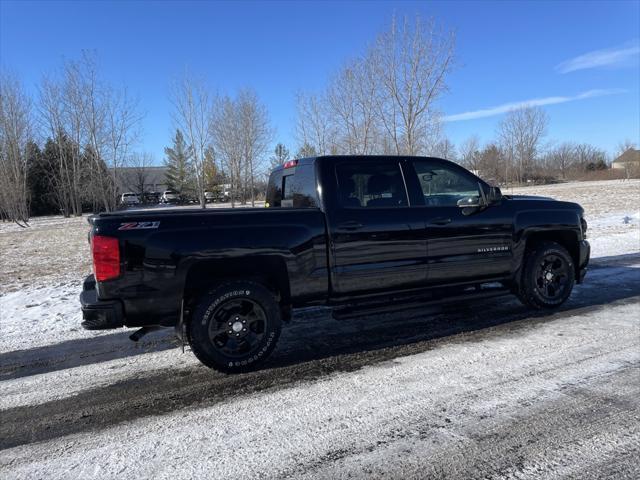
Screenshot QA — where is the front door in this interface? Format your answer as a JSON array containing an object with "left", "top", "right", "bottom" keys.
[
  {"left": 406, "top": 159, "right": 513, "bottom": 284},
  {"left": 327, "top": 158, "right": 428, "bottom": 295}
]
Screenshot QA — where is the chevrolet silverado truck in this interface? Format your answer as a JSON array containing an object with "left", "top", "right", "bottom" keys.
[{"left": 80, "top": 156, "right": 590, "bottom": 372}]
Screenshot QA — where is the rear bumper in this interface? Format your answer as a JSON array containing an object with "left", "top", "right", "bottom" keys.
[
  {"left": 80, "top": 274, "right": 125, "bottom": 330},
  {"left": 577, "top": 240, "right": 590, "bottom": 283}
]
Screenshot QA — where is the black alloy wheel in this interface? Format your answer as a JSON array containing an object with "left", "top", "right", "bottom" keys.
[
  {"left": 533, "top": 253, "right": 571, "bottom": 302},
  {"left": 188, "top": 281, "right": 281, "bottom": 373},
  {"left": 518, "top": 241, "right": 575, "bottom": 309}
]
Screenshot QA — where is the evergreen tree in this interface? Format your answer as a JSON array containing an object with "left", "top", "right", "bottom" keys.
[
  {"left": 164, "top": 129, "right": 193, "bottom": 192},
  {"left": 27, "top": 141, "right": 58, "bottom": 216},
  {"left": 295, "top": 142, "right": 317, "bottom": 158},
  {"left": 203, "top": 147, "right": 218, "bottom": 191},
  {"left": 270, "top": 143, "right": 290, "bottom": 169}
]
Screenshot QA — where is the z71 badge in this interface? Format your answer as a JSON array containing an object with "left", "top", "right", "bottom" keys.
[{"left": 118, "top": 221, "right": 160, "bottom": 231}]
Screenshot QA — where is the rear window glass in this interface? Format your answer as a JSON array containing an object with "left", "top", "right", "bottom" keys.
[{"left": 267, "top": 164, "right": 318, "bottom": 208}]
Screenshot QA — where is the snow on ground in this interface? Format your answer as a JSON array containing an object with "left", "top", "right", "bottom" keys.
[
  {"left": 0, "top": 281, "right": 88, "bottom": 353},
  {"left": 2, "top": 298, "right": 639, "bottom": 479},
  {"left": 509, "top": 179, "right": 639, "bottom": 258},
  {"left": 0, "top": 180, "right": 639, "bottom": 479}
]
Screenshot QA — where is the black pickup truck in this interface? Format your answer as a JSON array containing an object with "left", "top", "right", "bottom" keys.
[{"left": 81, "top": 156, "right": 590, "bottom": 372}]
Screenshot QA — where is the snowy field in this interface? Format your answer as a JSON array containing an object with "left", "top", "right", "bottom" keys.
[{"left": 0, "top": 180, "right": 639, "bottom": 479}]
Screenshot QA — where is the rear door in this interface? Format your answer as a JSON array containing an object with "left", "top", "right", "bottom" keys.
[
  {"left": 405, "top": 158, "right": 513, "bottom": 283},
  {"left": 323, "top": 157, "right": 428, "bottom": 295}
]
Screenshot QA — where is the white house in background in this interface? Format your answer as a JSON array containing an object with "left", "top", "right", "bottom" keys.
[{"left": 611, "top": 148, "right": 640, "bottom": 170}]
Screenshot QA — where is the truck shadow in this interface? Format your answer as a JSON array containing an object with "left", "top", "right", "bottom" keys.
[
  {"left": 0, "top": 330, "right": 176, "bottom": 381},
  {"left": 1, "top": 255, "right": 639, "bottom": 450}
]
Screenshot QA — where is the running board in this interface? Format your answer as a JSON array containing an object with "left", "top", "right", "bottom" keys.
[{"left": 331, "top": 287, "right": 510, "bottom": 320}]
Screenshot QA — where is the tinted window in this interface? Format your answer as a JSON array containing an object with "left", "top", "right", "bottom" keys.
[
  {"left": 267, "top": 164, "right": 318, "bottom": 208},
  {"left": 336, "top": 161, "right": 408, "bottom": 208},
  {"left": 412, "top": 160, "right": 479, "bottom": 207},
  {"left": 266, "top": 170, "right": 283, "bottom": 207}
]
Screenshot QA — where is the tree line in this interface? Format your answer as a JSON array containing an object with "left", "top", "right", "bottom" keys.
[
  {"left": 1, "top": 15, "right": 636, "bottom": 226},
  {"left": 0, "top": 53, "right": 275, "bottom": 225},
  {"left": 292, "top": 15, "right": 635, "bottom": 185},
  {"left": 1, "top": 52, "right": 142, "bottom": 225}
]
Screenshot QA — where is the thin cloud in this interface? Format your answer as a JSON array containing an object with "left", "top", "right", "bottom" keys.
[
  {"left": 444, "top": 89, "right": 626, "bottom": 122},
  {"left": 556, "top": 41, "right": 640, "bottom": 73}
]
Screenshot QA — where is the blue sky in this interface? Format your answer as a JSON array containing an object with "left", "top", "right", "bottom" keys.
[{"left": 1, "top": 0, "right": 638, "bottom": 163}]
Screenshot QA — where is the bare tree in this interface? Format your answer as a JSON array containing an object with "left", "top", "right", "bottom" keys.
[
  {"left": 66, "top": 52, "right": 142, "bottom": 212},
  {"left": 295, "top": 91, "right": 336, "bottom": 155},
  {"left": 477, "top": 144, "right": 505, "bottom": 184},
  {"left": 327, "top": 57, "right": 378, "bottom": 154},
  {"left": 430, "top": 137, "right": 457, "bottom": 161},
  {"left": 171, "top": 72, "right": 214, "bottom": 208},
  {"left": 105, "top": 86, "right": 141, "bottom": 200},
  {"left": 546, "top": 142, "right": 576, "bottom": 180},
  {"left": 127, "top": 151, "right": 153, "bottom": 196},
  {"left": 459, "top": 135, "right": 481, "bottom": 172},
  {"left": 0, "top": 72, "right": 33, "bottom": 226},
  {"left": 237, "top": 89, "right": 272, "bottom": 206},
  {"left": 212, "top": 95, "right": 243, "bottom": 207},
  {"left": 38, "top": 66, "right": 87, "bottom": 217},
  {"left": 615, "top": 139, "right": 637, "bottom": 158},
  {"left": 498, "top": 106, "right": 548, "bottom": 184},
  {"left": 67, "top": 54, "right": 110, "bottom": 211},
  {"left": 212, "top": 90, "right": 272, "bottom": 207},
  {"left": 371, "top": 15, "right": 455, "bottom": 155}
]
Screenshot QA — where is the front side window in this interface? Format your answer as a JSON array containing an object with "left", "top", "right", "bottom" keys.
[
  {"left": 412, "top": 161, "right": 479, "bottom": 207},
  {"left": 336, "top": 161, "right": 408, "bottom": 208}
]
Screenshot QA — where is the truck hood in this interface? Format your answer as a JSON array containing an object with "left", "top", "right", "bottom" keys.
[
  {"left": 508, "top": 194, "right": 555, "bottom": 201},
  {"left": 506, "top": 194, "right": 584, "bottom": 215}
]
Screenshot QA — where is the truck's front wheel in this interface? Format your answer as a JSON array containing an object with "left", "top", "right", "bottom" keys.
[
  {"left": 518, "top": 241, "right": 575, "bottom": 309},
  {"left": 188, "top": 281, "right": 281, "bottom": 373}
]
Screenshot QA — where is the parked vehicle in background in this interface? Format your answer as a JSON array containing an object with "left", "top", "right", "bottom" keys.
[
  {"left": 204, "top": 191, "right": 216, "bottom": 203},
  {"left": 81, "top": 156, "right": 590, "bottom": 373},
  {"left": 143, "top": 191, "right": 161, "bottom": 204},
  {"left": 120, "top": 192, "right": 140, "bottom": 206},
  {"left": 215, "top": 184, "right": 231, "bottom": 202},
  {"left": 160, "top": 190, "right": 180, "bottom": 204}
]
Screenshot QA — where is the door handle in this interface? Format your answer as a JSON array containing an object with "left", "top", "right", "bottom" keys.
[
  {"left": 338, "top": 221, "right": 364, "bottom": 230},
  {"left": 429, "top": 217, "right": 452, "bottom": 225}
]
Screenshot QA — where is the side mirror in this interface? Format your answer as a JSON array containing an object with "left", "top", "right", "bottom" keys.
[{"left": 457, "top": 196, "right": 482, "bottom": 208}]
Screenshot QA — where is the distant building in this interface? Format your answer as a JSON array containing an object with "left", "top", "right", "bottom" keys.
[
  {"left": 116, "top": 166, "right": 168, "bottom": 194},
  {"left": 612, "top": 148, "right": 640, "bottom": 170}
]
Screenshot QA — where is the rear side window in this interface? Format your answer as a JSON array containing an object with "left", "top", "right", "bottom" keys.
[
  {"left": 267, "top": 164, "right": 319, "bottom": 208},
  {"left": 336, "top": 161, "right": 408, "bottom": 208}
]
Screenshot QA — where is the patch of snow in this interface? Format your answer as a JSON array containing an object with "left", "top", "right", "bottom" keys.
[{"left": 0, "top": 281, "right": 110, "bottom": 354}]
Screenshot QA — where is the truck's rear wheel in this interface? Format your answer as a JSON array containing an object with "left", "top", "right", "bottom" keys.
[
  {"left": 518, "top": 241, "right": 575, "bottom": 309},
  {"left": 188, "top": 281, "right": 281, "bottom": 373}
]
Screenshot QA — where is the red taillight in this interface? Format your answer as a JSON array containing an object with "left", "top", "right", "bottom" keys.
[
  {"left": 283, "top": 159, "right": 298, "bottom": 169},
  {"left": 92, "top": 235, "right": 121, "bottom": 282}
]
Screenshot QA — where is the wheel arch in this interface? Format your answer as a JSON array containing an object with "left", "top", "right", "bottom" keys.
[
  {"left": 523, "top": 230, "right": 580, "bottom": 279},
  {"left": 182, "top": 256, "right": 291, "bottom": 313}
]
